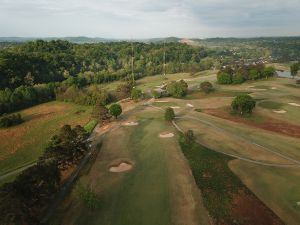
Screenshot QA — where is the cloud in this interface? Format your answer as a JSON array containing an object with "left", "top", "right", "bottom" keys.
[{"left": 0, "top": 0, "right": 299, "bottom": 37}]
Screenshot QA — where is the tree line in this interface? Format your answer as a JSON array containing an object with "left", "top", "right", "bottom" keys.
[
  {"left": 0, "top": 124, "right": 90, "bottom": 225},
  {"left": 0, "top": 40, "right": 215, "bottom": 90},
  {"left": 217, "top": 64, "right": 276, "bottom": 84}
]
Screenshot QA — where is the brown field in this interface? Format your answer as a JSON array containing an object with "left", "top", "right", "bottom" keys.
[
  {"left": 0, "top": 101, "right": 92, "bottom": 176},
  {"left": 204, "top": 108, "right": 300, "bottom": 138}
]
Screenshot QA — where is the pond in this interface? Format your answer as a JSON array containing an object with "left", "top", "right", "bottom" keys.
[{"left": 276, "top": 70, "right": 292, "bottom": 78}]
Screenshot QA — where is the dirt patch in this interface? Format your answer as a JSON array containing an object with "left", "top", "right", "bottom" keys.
[
  {"left": 288, "top": 102, "right": 300, "bottom": 107},
  {"left": 109, "top": 159, "right": 134, "bottom": 173},
  {"left": 231, "top": 191, "right": 284, "bottom": 225},
  {"left": 186, "top": 103, "right": 194, "bottom": 107},
  {"left": 204, "top": 109, "right": 300, "bottom": 138},
  {"left": 273, "top": 110, "right": 287, "bottom": 114},
  {"left": 271, "top": 87, "right": 278, "bottom": 90},
  {"left": 159, "top": 132, "right": 174, "bottom": 138},
  {"left": 123, "top": 121, "right": 138, "bottom": 126},
  {"left": 171, "top": 106, "right": 181, "bottom": 109}
]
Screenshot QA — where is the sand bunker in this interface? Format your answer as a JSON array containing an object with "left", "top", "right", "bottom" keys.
[
  {"left": 250, "top": 88, "right": 267, "bottom": 91},
  {"left": 273, "top": 110, "right": 287, "bottom": 114},
  {"left": 288, "top": 102, "right": 300, "bottom": 107},
  {"left": 155, "top": 100, "right": 169, "bottom": 103},
  {"left": 109, "top": 161, "right": 133, "bottom": 173},
  {"left": 297, "top": 202, "right": 300, "bottom": 206},
  {"left": 171, "top": 106, "right": 180, "bottom": 109},
  {"left": 186, "top": 103, "right": 194, "bottom": 107},
  {"left": 159, "top": 132, "right": 174, "bottom": 138},
  {"left": 123, "top": 121, "right": 139, "bottom": 126},
  {"left": 271, "top": 87, "right": 278, "bottom": 90}
]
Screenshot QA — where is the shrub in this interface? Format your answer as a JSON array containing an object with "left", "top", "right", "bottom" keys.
[
  {"left": 0, "top": 113, "right": 23, "bottom": 128},
  {"left": 84, "top": 120, "right": 98, "bottom": 134},
  {"left": 231, "top": 94, "right": 256, "bottom": 115},
  {"left": 200, "top": 81, "right": 213, "bottom": 93},
  {"left": 109, "top": 103, "right": 122, "bottom": 118},
  {"left": 217, "top": 72, "right": 232, "bottom": 84},
  {"left": 165, "top": 107, "right": 175, "bottom": 121}
]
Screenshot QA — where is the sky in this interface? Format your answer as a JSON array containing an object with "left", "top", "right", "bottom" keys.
[{"left": 0, "top": 0, "right": 299, "bottom": 38}]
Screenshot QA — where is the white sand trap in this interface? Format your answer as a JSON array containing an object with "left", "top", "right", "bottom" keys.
[
  {"left": 251, "top": 88, "right": 267, "bottom": 91},
  {"left": 288, "top": 102, "right": 300, "bottom": 107},
  {"left": 271, "top": 87, "right": 278, "bottom": 90},
  {"left": 109, "top": 162, "right": 133, "bottom": 173},
  {"left": 186, "top": 103, "right": 194, "bottom": 107},
  {"left": 155, "top": 100, "right": 169, "bottom": 103},
  {"left": 159, "top": 132, "right": 174, "bottom": 138},
  {"left": 273, "top": 110, "right": 287, "bottom": 114},
  {"left": 297, "top": 201, "right": 300, "bottom": 206},
  {"left": 171, "top": 106, "right": 180, "bottom": 109},
  {"left": 123, "top": 121, "right": 138, "bottom": 126}
]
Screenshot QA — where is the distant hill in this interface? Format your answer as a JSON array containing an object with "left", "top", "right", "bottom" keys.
[{"left": 0, "top": 36, "right": 183, "bottom": 44}]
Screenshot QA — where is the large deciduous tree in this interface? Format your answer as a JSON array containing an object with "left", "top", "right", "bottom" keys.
[{"left": 231, "top": 94, "right": 256, "bottom": 115}]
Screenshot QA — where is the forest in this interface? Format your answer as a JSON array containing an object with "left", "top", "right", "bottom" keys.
[{"left": 0, "top": 37, "right": 299, "bottom": 116}]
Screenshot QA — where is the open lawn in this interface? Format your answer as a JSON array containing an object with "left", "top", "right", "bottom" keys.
[
  {"left": 0, "top": 101, "right": 92, "bottom": 178},
  {"left": 49, "top": 107, "right": 210, "bottom": 225}
]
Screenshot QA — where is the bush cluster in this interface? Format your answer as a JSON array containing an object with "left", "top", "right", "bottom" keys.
[{"left": 0, "top": 113, "right": 23, "bottom": 128}]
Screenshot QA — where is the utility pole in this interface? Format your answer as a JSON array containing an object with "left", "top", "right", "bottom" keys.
[
  {"left": 163, "top": 41, "right": 166, "bottom": 76},
  {"left": 131, "top": 40, "right": 135, "bottom": 82}
]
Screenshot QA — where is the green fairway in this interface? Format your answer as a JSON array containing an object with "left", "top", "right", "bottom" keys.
[
  {"left": 0, "top": 101, "right": 92, "bottom": 177},
  {"left": 50, "top": 108, "right": 210, "bottom": 225}
]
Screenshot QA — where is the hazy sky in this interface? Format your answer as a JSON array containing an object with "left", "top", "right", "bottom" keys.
[{"left": 0, "top": 0, "right": 299, "bottom": 38}]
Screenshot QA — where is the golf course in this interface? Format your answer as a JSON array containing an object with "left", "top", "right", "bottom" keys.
[{"left": 45, "top": 70, "right": 300, "bottom": 225}]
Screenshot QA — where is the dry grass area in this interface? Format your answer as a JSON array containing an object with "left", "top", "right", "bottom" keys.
[
  {"left": 0, "top": 101, "right": 92, "bottom": 175},
  {"left": 230, "top": 160, "right": 300, "bottom": 225},
  {"left": 204, "top": 108, "right": 300, "bottom": 138}
]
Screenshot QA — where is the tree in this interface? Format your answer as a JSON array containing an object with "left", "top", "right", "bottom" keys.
[
  {"left": 131, "top": 88, "right": 143, "bottom": 101},
  {"left": 184, "top": 130, "right": 195, "bottom": 145},
  {"left": 291, "top": 63, "right": 299, "bottom": 79},
  {"left": 200, "top": 81, "right": 213, "bottom": 93},
  {"left": 249, "top": 69, "right": 260, "bottom": 80},
  {"left": 165, "top": 107, "right": 175, "bottom": 121},
  {"left": 217, "top": 72, "right": 232, "bottom": 84},
  {"left": 109, "top": 103, "right": 122, "bottom": 119},
  {"left": 232, "top": 73, "right": 245, "bottom": 84},
  {"left": 263, "top": 66, "right": 276, "bottom": 78},
  {"left": 231, "top": 94, "right": 256, "bottom": 115},
  {"left": 166, "top": 80, "right": 188, "bottom": 97}
]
